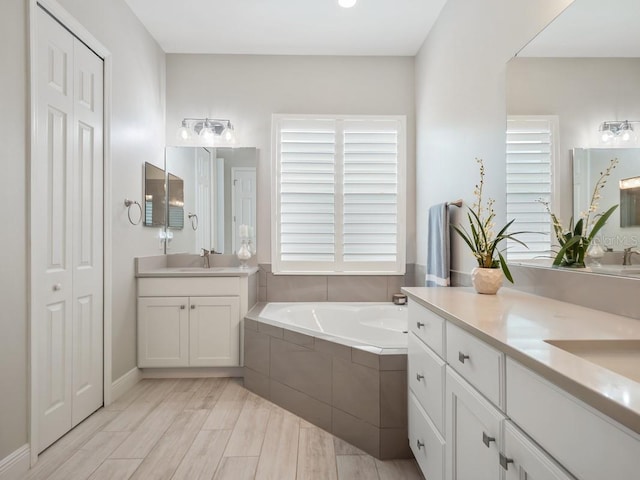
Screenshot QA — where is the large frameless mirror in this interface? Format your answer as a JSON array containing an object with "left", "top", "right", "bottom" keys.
[{"left": 164, "top": 146, "right": 258, "bottom": 255}]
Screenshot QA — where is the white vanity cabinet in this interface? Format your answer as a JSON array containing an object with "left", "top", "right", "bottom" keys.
[
  {"left": 137, "top": 275, "right": 250, "bottom": 368},
  {"left": 445, "top": 368, "right": 504, "bottom": 480},
  {"left": 407, "top": 297, "right": 584, "bottom": 480}
]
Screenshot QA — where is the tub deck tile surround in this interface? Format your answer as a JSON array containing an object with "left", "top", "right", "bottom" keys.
[
  {"left": 243, "top": 309, "right": 411, "bottom": 460},
  {"left": 258, "top": 263, "right": 413, "bottom": 303},
  {"left": 25, "top": 378, "right": 423, "bottom": 480}
]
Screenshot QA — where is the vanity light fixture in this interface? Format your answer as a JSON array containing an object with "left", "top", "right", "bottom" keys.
[
  {"left": 619, "top": 176, "right": 640, "bottom": 190},
  {"left": 599, "top": 120, "right": 638, "bottom": 144},
  {"left": 338, "top": 0, "right": 357, "bottom": 8},
  {"left": 176, "top": 118, "right": 236, "bottom": 145}
]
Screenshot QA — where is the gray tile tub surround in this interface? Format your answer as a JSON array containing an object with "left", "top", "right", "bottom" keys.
[
  {"left": 243, "top": 314, "right": 410, "bottom": 460},
  {"left": 257, "top": 263, "right": 416, "bottom": 303}
]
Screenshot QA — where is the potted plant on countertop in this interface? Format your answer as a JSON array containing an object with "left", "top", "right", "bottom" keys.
[
  {"left": 540, "top": 157, "right": 618, "bottom": 268},
  {"left": 451, "top": 158, "right": 530, "bottom": 294}
]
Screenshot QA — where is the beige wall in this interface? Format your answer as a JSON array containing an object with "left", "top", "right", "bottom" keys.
[
  {"left": 0, "top": 0, "right": 165, "bottom": 460},
  {"left": 414, "top": 0, "right": 574, "bottom": 278},
  {"left": 0, "top": 0, "right": 28, "bottom": 460},
  {"left": 165, "top": 54, "right": 416, "bottom": 264},
  {"left": 507, "top": 57, "right": 640, "bottom": 224}
]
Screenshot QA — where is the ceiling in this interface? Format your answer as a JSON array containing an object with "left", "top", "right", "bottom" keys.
[
  {"left": 124, "top": 0, "right": 448, "bottom": 56},
  {"left": 518, "top": 0, "right": 640, "bottom": 57}
]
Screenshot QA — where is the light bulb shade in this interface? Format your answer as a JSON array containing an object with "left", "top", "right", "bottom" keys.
[
  {"left": 177, "top": 125, "right": 191, "bottom": 141},
  {"left": 338, "top": 0, "right": 357, "bottom": 7},
  {"left": 222, "top": 124, "right": 236, "bottom": 144},
  {"left": 199, "top": 124, "right": 215, "bottom": 143}
]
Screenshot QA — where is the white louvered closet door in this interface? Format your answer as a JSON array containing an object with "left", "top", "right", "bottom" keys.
[{"left": 35, "top": 6, "right": 104, "bottom": 452}]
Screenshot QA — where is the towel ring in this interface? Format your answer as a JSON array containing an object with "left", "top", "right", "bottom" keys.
[
  {"left": 188, "top": 213, "right": 198, "bottom": 231},
  {"left": 124, "top": 199, "right": 142, "bottom": 225}
]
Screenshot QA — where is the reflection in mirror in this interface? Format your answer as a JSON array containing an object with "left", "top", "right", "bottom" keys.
[
  {"left": 505, "top": 0, "right": 640, "bottom": 277},
  {"left": 144, "top": 162, "right": 166, "bottom": 227},
  {"left": 165, "top": 146, "right": 257, "bottom": 255},
  {"left": 167, "top": 173, "right": 184, "bottom": 229},
  {"left": 574, "top": 148, "right": 640, "bottom": 249}
]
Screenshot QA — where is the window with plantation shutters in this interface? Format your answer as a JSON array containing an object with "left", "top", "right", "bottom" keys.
[
  {"left": 506, "top": 115, "right": 559, "bottom": 261},
  {"left": 272, "top": 115, "right": 406, "bottom": 274}
]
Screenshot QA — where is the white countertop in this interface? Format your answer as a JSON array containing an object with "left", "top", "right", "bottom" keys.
[
  {"left": 136, "top": 266, "right": 259, "bottom": 277},
  {"left": 402, "top": 286, "right": 640, "bottom": 434}
]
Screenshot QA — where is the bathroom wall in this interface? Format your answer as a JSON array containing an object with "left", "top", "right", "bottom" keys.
[
  {"left": 507, "top": 57, "right": 640, "bottom": 225},
  {"left": 165, "top": 54, "right": 416, "bottom": 265},
  {"left": 0, "top": 0, "right": 165, "bottom": 461},
  {"left": 414, "top": 0, "right": 574, "bottom": 282},
  {"left": 0, "top": 0, "right": 28, "bottom": 462}
]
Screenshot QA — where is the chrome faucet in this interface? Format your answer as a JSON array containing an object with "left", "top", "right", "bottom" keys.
[
  {"left": 201, "top": 248, "right": 210, "bottom": 268},
  {"left": 622, "top": 247, "right": 640, "bottom": 265}
]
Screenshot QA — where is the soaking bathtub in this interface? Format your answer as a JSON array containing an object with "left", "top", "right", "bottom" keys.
[{"left": 243, "top": 302, "right": 411, "bottom": 459}]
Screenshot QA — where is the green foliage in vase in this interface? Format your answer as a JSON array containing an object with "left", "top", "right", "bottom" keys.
[
  {"left": 451, "top": 159, "right": 530, "bottom": 283},
  {"left": 540, "top": 158, "right": 618, "bottom": 268}
]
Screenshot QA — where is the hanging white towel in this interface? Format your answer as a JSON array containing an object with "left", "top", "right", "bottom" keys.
[{"left": 426, "top": 203, "right": 450, "bottom": 287}]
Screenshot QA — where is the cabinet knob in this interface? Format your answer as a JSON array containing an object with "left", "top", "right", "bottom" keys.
[
  {"left": 191, "top": 305, "right": 196, "bottom": 310},
  {"left": 499, "top": 453, "right": 514, "bottom": 471},
  {"left": 52, "top": 283, "right": 62, "bottom": 291},
  {"left": 416, "top": 322, "right": 425, "bottom": 329},
  {"left": 416, "top": 439, "right": 425, "bottom": 450},
  {"left": 458, "top": 352, "right": 470, "bottom": 364},
  {"left": 482, "top": 432, "right": 495, "bottom": 448},
  {"left": 180, "top": 305, "right": 186, "bottom": 310},
  {"left": 416, "top": 373, "right": 425, "bottom": 382}
]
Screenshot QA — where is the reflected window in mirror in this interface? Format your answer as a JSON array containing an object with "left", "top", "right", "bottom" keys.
[
  {"left": 167, "top": 173, "right": 184, "bottom": 229},
  {"left": 505, "top": 116, "right": 558, "bottom": 261}
]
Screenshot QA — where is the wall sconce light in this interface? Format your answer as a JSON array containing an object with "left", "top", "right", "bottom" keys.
[
  {"left": 176, "top": 118, "right": 237, "bottom": 145},
  {"left": 599, "top": 120, "right": 638, "bottom": 144}
]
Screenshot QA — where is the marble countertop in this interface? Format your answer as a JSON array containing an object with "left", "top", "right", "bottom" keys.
[
  {"left": 136, "top": 266, "right": 259, "bottom": 277},
  {"left": 402, "top": 286, "right": 640, "bottom": 434}
]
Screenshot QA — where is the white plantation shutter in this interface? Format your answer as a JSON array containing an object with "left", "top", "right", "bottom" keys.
[
  {"left": 506, "top": 116, "right": 558, "bottom": 260},
  {"left": 272, "top": 115, "right": 406, "bottom": 274}
]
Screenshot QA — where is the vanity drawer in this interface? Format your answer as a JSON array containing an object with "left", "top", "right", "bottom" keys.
[
  {"left": 408, "top": 300, "right": 445, "bottom": 358},
  {"left": 446, "top": 322, "right": 504, "bottom": 408},
  {"left": 507, "top": 358, "right": 640, "bottom": 480},
  {"left": 408, "top": 332, "right": 446, "bottom": 435},
  {"left": 138, "top": 277, "right": 240, "bottom": 297},
  {"left": 409, "top": 391, "right": 445, "bottom": 480}
]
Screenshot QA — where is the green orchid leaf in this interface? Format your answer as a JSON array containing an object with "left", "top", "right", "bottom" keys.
[
  {"left": 587, "top": 204, "right": 618, "bottom": 242},
  {"left": 552, "top": 235, "right": 583, "bottom": 266},
  {"left": 498, "top": 251, "right": 514, "bottom": 283}
]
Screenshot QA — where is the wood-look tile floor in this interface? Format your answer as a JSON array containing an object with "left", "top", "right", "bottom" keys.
[{"left": 25, "top": 378, "right": 424, "bottom": 480}]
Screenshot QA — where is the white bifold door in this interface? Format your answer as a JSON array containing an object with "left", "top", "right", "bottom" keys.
[{"left": 34, "top": 6, "right": 104, "bottom": 453}]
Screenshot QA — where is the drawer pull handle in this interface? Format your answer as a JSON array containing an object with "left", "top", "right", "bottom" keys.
[
  {"left": 180, "top": 305, "right": 186, "bottom": 310},
  {"left": 458, "top": 352, "right": 470, "bottom": 364},
  {"left": 416, "top": 439, "right": 425, "bottom": 450},
  {"left": 499, "top": 453, "right": 514, "bottom": 471},
  {"left": 416, "top": 373, "right": 424, "bottom": 382},
  {"left": 191, "top": 305, "right": 196, "bottom": 310},
  {"left": 482, "top": 432, "right": 495, "bottom": 448},
  {"left": 416, "top": 322, "right": 425, "bottom": 329}
]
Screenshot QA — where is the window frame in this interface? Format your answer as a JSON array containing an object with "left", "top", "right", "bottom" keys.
[{"left": 271, "top": 114, "right": 407, "bottom": 275}]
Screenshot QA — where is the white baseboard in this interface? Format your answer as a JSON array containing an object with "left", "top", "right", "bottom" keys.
[
  {"left": 0, "top": 444, "right": 30, "bottom": 480},
  {"left": 110, "top": 367, "right": 142, "bottom": 404},
  {"left": 141, "top": 367, "right": 244, "bottom": 378}
]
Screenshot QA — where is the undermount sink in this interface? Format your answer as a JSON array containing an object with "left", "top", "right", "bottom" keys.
[{"left": 545, "top": 339, "right": 640, "bottom": 383}]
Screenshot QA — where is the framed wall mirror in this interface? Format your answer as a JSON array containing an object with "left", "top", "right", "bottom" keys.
[
  {"left": 143, "top": 162, "right": 166, "bottom": 227},
  {"left": 164, "top": 146, "right": 258, "bottom": 255},
  {"left": 505, "top": 0, "right": 640, "bottom": 277}
]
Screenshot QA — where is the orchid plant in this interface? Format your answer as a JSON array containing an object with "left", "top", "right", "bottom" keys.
[
  {"left": 451, "top": 158, "right": 530, "bottom": 283},
  {"left": 540, "top": 157, "right": 618, "bottom": 268}
]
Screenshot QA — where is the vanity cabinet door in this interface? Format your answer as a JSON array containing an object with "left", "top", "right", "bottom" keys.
[
  {"left": 189, "top": 296, "right": 240, "bottom": 367},
  {"left": 138, "top": 297, "right": 189, "bottom": 367},
  {"left": 502, "top": 421, "right": 576, "bottom": 480},
  {"left": 446, "top": 367, "right": 504, "bottom": 480}
]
